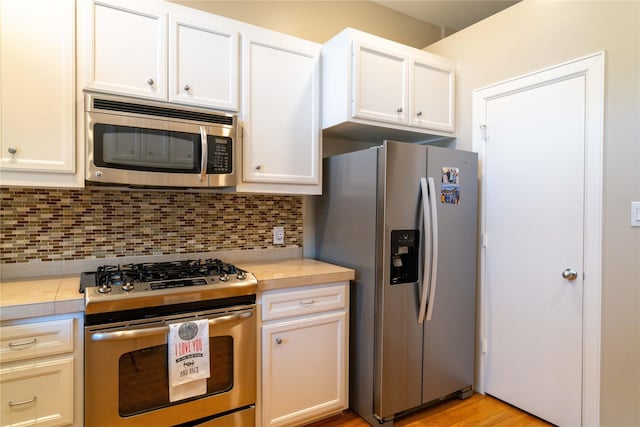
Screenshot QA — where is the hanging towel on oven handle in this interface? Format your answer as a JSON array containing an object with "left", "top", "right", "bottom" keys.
[{"left": 168, "top": 318, "right": 210, "bottom": 388}]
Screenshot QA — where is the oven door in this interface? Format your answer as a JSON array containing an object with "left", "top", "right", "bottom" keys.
[{"left": 84, "top": 306, "right": 256, "bottom": 427}]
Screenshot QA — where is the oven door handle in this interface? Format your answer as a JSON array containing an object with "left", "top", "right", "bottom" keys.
[{"left": 90, "top": 310, "right": 254, "bottom": 342}]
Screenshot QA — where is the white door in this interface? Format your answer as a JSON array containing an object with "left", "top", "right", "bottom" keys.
[{"left": 474, "top": 54, "right": 604, "bottom": 427}]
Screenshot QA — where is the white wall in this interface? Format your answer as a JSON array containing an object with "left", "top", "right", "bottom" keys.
[{"left": 424, "top": 1, "right": 640, "bottom": 425}]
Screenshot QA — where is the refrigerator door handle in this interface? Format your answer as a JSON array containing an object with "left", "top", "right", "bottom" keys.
[
  {"left": 418, "top": 177, "right": 431, "bottom": 324},
  {"left": 425, "top": 176, "right": 439, "bottom": 321}
]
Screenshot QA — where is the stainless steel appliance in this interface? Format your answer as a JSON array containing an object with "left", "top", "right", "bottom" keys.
[
  {"left": 314, "top": 140, "right": 478, "bottom": 425},
  {"left": 82, "top": 259, "right": 257, "bottom": 427},
  {"left": 85, "top": 92, "right": 238, "bottom": 188}
]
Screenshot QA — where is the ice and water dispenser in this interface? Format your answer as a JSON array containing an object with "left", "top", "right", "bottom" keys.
[{"left": 390, "top": 230, "right": 419, "bottom": 285}]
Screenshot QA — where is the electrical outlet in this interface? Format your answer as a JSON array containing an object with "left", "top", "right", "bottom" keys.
[{"left": 273, "top": 226, "right": 284, "bottom": 244}]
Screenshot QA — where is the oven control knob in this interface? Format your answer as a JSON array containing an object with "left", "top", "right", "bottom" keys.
[
  {"left": 122, "top": 282, "right": 134, "bottom": 292},
  {"left": 97, "top": 284, "right": 112, "bottom": 294},
  {"left": 236, "top": 271, "right": 247, "bottom": 280},
  {"left": 219, "top": 273, "right": 229, "bottom": 282}
]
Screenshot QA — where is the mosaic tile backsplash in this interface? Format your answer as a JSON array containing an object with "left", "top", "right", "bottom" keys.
[{"left": 0, "top": 187, "right": 302, "bottom": 263}]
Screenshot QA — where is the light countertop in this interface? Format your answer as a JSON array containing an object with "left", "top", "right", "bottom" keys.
[
  {"left": 0, "top": 276, "right": 83, "bottom": 321},
  {"left": 0, "top": 258, "right": 354, "bottom": 321},
  {"left": 236, "top": 258, "right": 355, "bottom": 291}
]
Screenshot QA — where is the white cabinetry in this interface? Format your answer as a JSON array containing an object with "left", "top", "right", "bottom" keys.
[
  {"left": 0, "top": 0, "right": 81, "bottom": 187},
  {"left": 259, "top": 282, "right": 348, "bottom": 426},
  {"left": 322, "top": 28, "right": 456, "bottom": 142},
  {"left": 0, "top": 314, "right": 83, "bottom": 427},
  {"left": 238, "top": 27, "right": 321, "bottom": 195},
  {"left": 81, "top": 0, "right": 239, "bottom": 111},
  {"left": 86, "top": 0, "right": 167, "bottom": 100}
]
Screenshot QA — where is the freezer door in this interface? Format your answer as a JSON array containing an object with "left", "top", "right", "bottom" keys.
[
  {"left": 422, "top": 146, "right": 477, "bottom": 403},
  {"left": 374, "top": 140, "right": 428, "bottom": 420}
]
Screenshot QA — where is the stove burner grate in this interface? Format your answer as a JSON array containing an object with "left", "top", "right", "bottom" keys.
[{"left": 79, "top": 259, "right": 247, "bottom": 293}]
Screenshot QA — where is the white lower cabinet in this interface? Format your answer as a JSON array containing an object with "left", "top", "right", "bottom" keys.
[
  {"left": 0, "top": 314, "right": 83, "bottom": 427},
  {"left": 259, "top": 282, "right": 348, "bottom": 426},
  {"left": 0, "top": 358, "right": 73, "bottom": 427}
]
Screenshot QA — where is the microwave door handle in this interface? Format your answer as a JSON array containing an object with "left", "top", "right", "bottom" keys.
[
  {"left": 418, "top": 177, "right": 431, "bottom": 324},
  {"left": 200, "top": 126, "right": 208, "bottom": 182},
  {"left": 90, "top": 310, "right": 254, "bottom": 341}
]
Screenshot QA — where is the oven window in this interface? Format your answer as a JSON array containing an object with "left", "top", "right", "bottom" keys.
[
  {"left": 118, "top": 336, "right": 233, "bottom": 416},
  {"left": 94, "top": 124, "right": 201, "bottom": 173}
]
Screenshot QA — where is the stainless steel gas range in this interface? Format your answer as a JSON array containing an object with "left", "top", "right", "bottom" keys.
[{"left": 81, "top": 259, "right": 257, "bottom": 427}]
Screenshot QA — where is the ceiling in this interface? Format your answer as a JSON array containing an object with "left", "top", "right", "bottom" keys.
[{"left": 372, "top": 0, "right": 520, "bottom": 32}]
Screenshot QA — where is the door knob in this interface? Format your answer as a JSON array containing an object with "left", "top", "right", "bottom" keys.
[{"left": 562, "top": 268, "right": 578, "bottom": 281}]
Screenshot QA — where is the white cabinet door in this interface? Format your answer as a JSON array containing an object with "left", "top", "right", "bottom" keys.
[
  {"left": 168, "top": 12, "right": 238, "bottom": 110},
  {"left": 239, "top": 30, "right": 321, "bottom": 194},
  {"left": 0, "top": 357, "right": 74, "bottom": 427},
  {"left": 353, "top": 42, "right": 408, "bottom": 124},
  {"left": 262, "top": 312, "right": 347, "bottom": 427},
  {"left": 409, "top": 57, "right": 455, "bottom": 132},
  {"left": 0, "top": 0, "right": 76, "bottom": 184},
  {"left": 88, "top": 0, "right": 167, "bottom": 100}
]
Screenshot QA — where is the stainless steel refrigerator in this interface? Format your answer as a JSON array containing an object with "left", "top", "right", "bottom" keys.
[{"left": 314, "top": 140, "right": 478, "bottom": 425}]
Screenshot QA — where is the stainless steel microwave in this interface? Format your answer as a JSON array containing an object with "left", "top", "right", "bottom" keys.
[{"left": 85, "top": 93, "right": 237, "bottom": 188}]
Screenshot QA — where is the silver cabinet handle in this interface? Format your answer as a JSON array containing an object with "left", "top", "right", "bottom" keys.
[
  {"left": 416, "top": 111, "right": 423, "bottom": 117},
  {"left": 562, "top": 268, "right": 578, "bottom": 281},
  {"left": 299, "top": 299, "right": 315, "bottom": 305},
  {"left": 275, "top": 337, "right": 283, "bottom": 344},
  {"left": 8, "top": 338, "right": 37, "bottom": 348},
  {"left": 184, "top": 84, "right": 190, "bottom": 91},
  {"left": 147, "top": 78, "right": 154, "bottom": 86},
  {"left": 91, "top": 310, "right": 253, "bottom": 341},
  {"left": 8, "top": 146, "right": 17, "bottom": 155},
  {"left": 9, "top": 396, "right": 37, "bottom": 407},
  {"left": 255, "top": 165, "right": 262, "bottom": 170},
  {"left": 396, "top": 107, "right": 403, "bottom": 113}
]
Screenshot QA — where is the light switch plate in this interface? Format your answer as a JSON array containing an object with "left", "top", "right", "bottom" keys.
[{"left": 632, "top": 202, "right": 640, "bottom": 227}]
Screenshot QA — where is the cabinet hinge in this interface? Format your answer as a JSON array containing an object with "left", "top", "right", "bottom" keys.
[
  {"left": 480, "top": 124, "right": 488, "bottom": 142},
  {"left": 482, "top": 338, "right": 488, "bottom": 354},
  {"left": 482, "top": 232, "right": 488, "bottom": 248}
]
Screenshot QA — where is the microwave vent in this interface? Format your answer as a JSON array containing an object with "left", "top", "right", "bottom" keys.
[{"left": 92, "top": 98, "right": 234, "bottom": 126}]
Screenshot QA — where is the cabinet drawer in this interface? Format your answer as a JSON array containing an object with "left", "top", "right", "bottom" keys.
[
  {"left": 0, "top": 319, "right": 74, "bottom": 363},
  {"left": 262, "top": 283, "right": 347, "bottom": 321},
  {"left": 0, "top": 357, "right": 73, "bottom": 427}
]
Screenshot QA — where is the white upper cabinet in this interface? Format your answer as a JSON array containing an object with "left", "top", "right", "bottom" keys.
[
  {"left": 353, "top": 42, "right": 408, "bottom": 124},
  {"left": 322, "top": 28, "right": 456, "bottom": 142},
  {"left": 409, "top": 57, "right": 455, "bottom": 132},
  {"left": 238, "top": 27, "right": 321, "bottom": 195},
  {"left": 168, "top": 8, "right": 238, "bottom": 110},
  {"left": 0, "top": 0, "right": 81, "bottom": 187},
  {"left": 87, "top": 0, "right": 167, "bottom": 100},
  {"left": 81, "top": 0, "right": 239, "bottom": 111}
]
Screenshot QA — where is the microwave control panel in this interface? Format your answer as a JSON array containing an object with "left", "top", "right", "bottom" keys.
[{"left": 207, "top": 136, "right": 233, "bottom": 174}]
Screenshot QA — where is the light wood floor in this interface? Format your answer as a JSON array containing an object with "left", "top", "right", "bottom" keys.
[{"left": 306, "top": 393, "right": 552, "bottom": 426}]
